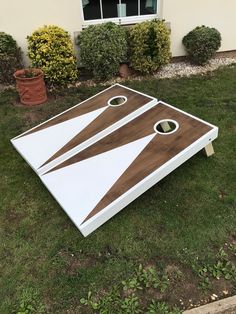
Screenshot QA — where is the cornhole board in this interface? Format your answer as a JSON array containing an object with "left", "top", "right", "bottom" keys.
[{"left": 11, "top": 84, "right": 218, "bottom": 237}]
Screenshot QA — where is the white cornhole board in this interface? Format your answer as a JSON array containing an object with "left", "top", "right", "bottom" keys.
[{"left": 11, "top": 85, "right": 218, "bottom": 237}]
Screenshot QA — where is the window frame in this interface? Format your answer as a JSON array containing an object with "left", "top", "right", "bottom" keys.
[{"left": 80, "top": 0, "right": 161, "bottom": 27}]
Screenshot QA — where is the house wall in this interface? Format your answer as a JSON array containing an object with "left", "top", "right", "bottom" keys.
[
  {"left": 0, "top": 0, "right": 83, "bottom": 64},
  {"left": 162, "top": 0, "right": 236, "bottom": 57},
  {"left": 0, "top": 0, "right": 236, "bottom": 64}
]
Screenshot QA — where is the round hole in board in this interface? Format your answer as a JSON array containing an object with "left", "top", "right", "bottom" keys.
[
  {"left": 154, "top": 119, "right": 179, "bottom": 135},
  {"left": 108, "top": 96, "right": 127, "bottom": 107}
]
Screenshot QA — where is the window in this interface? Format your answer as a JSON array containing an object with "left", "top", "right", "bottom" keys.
[{"left": 82, "top": 0, "right": 158, "bottom": 25}]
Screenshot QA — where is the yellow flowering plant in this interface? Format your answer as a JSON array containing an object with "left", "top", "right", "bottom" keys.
[{"left": 27, "top": 25, "right": 78, "bottom": 85}]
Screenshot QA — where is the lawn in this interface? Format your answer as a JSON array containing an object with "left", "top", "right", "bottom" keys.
[{"left": 0, "top": 65, "right": 236, "bottom": 313}]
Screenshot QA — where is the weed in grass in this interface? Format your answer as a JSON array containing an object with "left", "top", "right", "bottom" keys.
[
  {"left": 146, "top": 300, "right": 181, "bottom": 314},
  {"left": 120, "top": 294, "right": 141, "bottom": 313},
  {"left": 16, "top": 288, "right": 45, "bottom": 314},
  {"left": 137, "top": 264, "right": 170, "bottom": 292},
  {"left": 229, "top": 244, "right": 236, "bottom": 257},
  {"left": 196, "top": 246, "right": 236, "bottom": 290},
  {"left": 80, "top": 264, "right": 174, "bottom": 313}
]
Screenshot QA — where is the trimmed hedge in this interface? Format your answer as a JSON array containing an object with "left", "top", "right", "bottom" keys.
[
  {"left": 129, "top": 19, "right": 171, "bottom": 74},
  {"left": 78, "top": 22, "right": 128, "bottom": 81},
  {"left": 27, "top": 25, "right": 78, "bottom": 85},
  {"left": 183, "top": 25, "right": 222, "bottom": 65},
  {"left": 0, "top": 32, "right": 22, "bottom": 84}
]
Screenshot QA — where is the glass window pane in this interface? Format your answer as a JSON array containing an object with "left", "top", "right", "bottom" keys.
[
  {"left": 102, "top": 0, "right": 119, "bottom": 19},
  {"left": 140, "top": 0, "right": 157, "bottom": 15},
  {"left": 83, "top": 0, "right": 101, "bottom": 20},
  {"left": 120, "top": 0, "right": 138, "bottom": 17}
]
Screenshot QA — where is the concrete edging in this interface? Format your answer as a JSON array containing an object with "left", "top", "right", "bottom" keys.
[{"left": 183, "top": 295, "right": 236, "bottom": 314}]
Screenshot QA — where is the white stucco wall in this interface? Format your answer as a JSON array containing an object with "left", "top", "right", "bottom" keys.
[
  {"left": 0, "top": 0, "right": 83, "bottom": 64},
  {"left": 162, "top": 0, "right": 236, "bottom": 56},
  {"left": 0, "top": 0, "right": 236, "bottom": 63}
]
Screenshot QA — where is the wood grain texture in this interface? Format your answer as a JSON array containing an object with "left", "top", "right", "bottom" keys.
[
  {"left": 81, "top": 102, "right": 213, "bottom": 222},
  {"left": 39, "top": 86, "right": 152, "bottom": 168}
]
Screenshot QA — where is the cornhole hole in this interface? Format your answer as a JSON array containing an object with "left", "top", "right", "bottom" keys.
[{"left": 11, "top": 85, "right": 218, "bottom": 237}]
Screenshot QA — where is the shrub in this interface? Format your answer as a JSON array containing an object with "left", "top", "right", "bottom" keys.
[
  {"left": 129, "top": 19, "right": 171, "bottom": 74},
  {"left": 78, "top": 22, "right": 128, "bottom": 81},
  {"left": 183, "top": 25, "right": 222, "bottom": 65},
  {"left": 0, "top": 32, "right": 22, "bottom": 84},
  {"left": 27, "top": 25, "right": 78, "bottom": 85}
]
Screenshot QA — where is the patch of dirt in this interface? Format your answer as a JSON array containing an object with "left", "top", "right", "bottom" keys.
[
  {"left": 164, "top": 263, "right": 203, "bottom": 311},
  {"left": 57, "top": 250, "right": 97, "bottom": 275},
  {"left": 138, "top": 259, "right": 236, "bottom": 312},
  {"left": 23, "top": 111, "right": 44, "bottom": 124}
]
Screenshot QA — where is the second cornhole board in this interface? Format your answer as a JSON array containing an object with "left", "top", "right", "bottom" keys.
[
  {"left": 39, "top": 101, "right": 218, "bottom": 236},
  {"left": 11, "top": 84, "right": 157, "bottom": 175}
]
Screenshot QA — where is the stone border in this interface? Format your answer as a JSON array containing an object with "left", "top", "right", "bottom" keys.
[{"left": 183, "top": 295, "right": 236, "bottom": 314}]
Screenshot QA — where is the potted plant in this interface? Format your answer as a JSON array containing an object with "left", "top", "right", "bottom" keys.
[{"left": 14, "top": 68, "right": 47, "bottom": 105}]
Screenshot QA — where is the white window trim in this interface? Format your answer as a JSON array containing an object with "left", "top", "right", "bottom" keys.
[{"left": 80, "top": 0, "right": 162, "bottom": 28}]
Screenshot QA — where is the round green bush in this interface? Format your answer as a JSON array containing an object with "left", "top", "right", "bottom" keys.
[
  {"left": 27, "top": 25, "right": 78, "bottom": 85},
  {"left": 0, "top": 32, "right": 22, "bottom": 84},
  {"left": 129, "top": 19, "right": 171, "bottom": 74},
  {"left": 0, "top": 32, "right": 18, "bottom": 54},
  {"left": 183, "top": 25, "right": 222, "bottom": 65},
  {"left": 78, "top": 22, "right": 128, "bottom": 81}
]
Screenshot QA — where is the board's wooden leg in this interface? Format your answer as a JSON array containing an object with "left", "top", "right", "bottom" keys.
[
  {"left": 160, "top": 121, "right": 171, "bottom": 133},
  {"left": 204, "top": 142, "right": 215, "bottom": 157}
]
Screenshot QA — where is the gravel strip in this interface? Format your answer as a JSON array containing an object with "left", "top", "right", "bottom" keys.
[
  {"left": 155, "top": 57, "right": 236, "bottom": 79},
  {"left": 2, "top": 56, "right": 235, "bottom": 92},
  {"left": 80, "top": 56, "right": 236, "bottom": 88}
]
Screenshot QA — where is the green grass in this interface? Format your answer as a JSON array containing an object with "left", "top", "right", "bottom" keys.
[{"left": 0, "top": 65, "right": 236, "bottom": 313}]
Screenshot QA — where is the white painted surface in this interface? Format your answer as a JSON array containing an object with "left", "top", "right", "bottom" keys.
[
  {"left": 12, "top": 107, "right": 107, "bottom": 171},
  {"left": 41, "top": 134, "right": 155, "bottom": 228}
]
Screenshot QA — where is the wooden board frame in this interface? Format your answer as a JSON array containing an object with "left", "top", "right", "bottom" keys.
[{"left": 11, "top": 85, "right": 218, "bottom": 237}]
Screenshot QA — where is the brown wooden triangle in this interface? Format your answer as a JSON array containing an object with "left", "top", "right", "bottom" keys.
[
  {"left": 39, "top": 87, "right": 151, "bottom": 168},
  {"left": 82, "top": 104, "right": 212, "bottom": 223}
]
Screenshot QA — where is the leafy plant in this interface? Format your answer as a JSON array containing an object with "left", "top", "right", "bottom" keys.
[
  {"left": 27, "top": 25, "right": 78, "bottom": 85},
  {"left": 98, "top": 288, "right": 121, "bottom": 314},
  {"left": 198, "top": 276, "right": 211, "bottom": 290},
  {"left": 229, "top": 244, "right": 236, "bottom": 257},
  {"left": 208, "top": 260, "right": 236, "bottom": 280},
  {"left": 80, "top": 264, "right": 171, "bottom": 313},
  {"left": 16, "top": 68, "right": 41, "bottom": 79},
  {"left": 122, "top": 277, "right": 143, "bottom": 291},
  {"left": 120, "top": 294, "right": 141, "bottom": 313},
  {"left": 196, "top": 247, "right": 236, "bottom": 290},
  {"left": 80, "top": 291, "right": 100, "bottom": 310},
  {"left": 16, "top": 288, "right": 45, "bottom": 314},
  {"left": 137, "top": 264, "right": 169, "bottom": 292},
  {"left": 183, "top": 25, "right": 221, "bottom": 65},
  {"left": 0, "top": 32, "right": 22, "bottom": 84},
  {"left": 0, "top": 32, "right": 19, "bottom": 54},
  {"left": 129, "top": 19, "right": 171, "bottom": 74},
  {"left": 146, "top": 300, "right": 181, "bottom": 314},
  {"left": 78, "top": 22, "right": 128, "bottom": 81}
]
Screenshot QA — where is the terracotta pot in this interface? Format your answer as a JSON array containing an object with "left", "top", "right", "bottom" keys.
[
  {"left": 119, "top": 63, "right": 132, "bottom": 78},
  {"left": 14, "top": 68, "right": 47, "bottom": 105}
]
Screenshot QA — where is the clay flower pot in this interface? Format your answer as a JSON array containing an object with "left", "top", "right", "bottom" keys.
[
  {"left": 119, "top": 63, "right": 132, "bottom": 78},
  {"left": 14, "top": 68, "right": 47, "bottom": 105}
]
